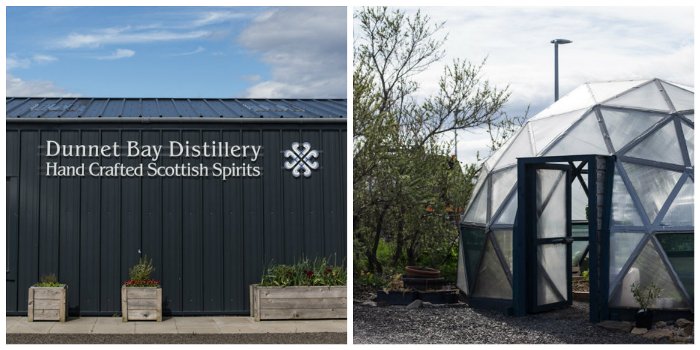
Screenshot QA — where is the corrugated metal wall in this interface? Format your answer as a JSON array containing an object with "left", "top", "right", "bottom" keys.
[{"left": 6, "top": 122, "right": 346, "bottom": 316}]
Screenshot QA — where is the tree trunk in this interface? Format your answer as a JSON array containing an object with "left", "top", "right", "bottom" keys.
[
  {"left": 392, "top": 210, "right": 405, "bottom": 266},
  {"left": 367, "top": 204, "right": 389, "bottom": 273}
]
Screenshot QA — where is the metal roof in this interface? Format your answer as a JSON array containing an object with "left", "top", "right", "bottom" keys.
[{"left": 6, "top": 97, "right": 346, "bottom": 119}]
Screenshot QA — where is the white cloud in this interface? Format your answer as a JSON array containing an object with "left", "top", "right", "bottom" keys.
[
  {"left": 57, "top": 26, "right": 211, "bottom": 49},
  {"left": 239, "top": 7, "right": 346, "bottom": 98},
  {"left": 378, "top": 7, "right": 693, "bottom": 165},
  {"left": 191, "top": 11, "right": 249, "bottom": 27},
  {"left": 32, "top": 54, "right": 57, "bottom": 63},
  {"left": 7, "top": 73, "right": 79, "bottom": 97},
  {"left": 167, "top": 46, "right": 205, "bottom": 57},
  {"left": 7, "top": 56, "right": 31, "bottom": 70},
  {"left": 96, "top": 48, "right": 136, "bottom": 60}
]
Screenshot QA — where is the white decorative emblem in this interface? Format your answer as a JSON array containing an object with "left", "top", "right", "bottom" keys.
[{"left": 283, "top": 142, "right": 319, "bottom": 178}]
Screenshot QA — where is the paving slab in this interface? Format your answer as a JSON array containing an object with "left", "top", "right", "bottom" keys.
[{"left": 7, "top": 316, "right": 346, "bottom": 336}]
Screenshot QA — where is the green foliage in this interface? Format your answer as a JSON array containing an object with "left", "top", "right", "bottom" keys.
[
  {"left": 129, "top": 256, "right": 155, "bottom": 281},
  {"left": 631, "top": 281, "right": 663, "bottom": 310},
  {"left": 353, "top": 7, "right": 520, "bottom": 285},
  {"left": 259, "top": 258, "right": 346, "bottom": 287},
  {"left": 34, "top": 274, "right": 63, "bottom": 287},
  {"left": 581, "top": 270, "right": 589, "bottom": 282},
  {"left": 355, "top": 271, "right": 385, "bottom": 289}
]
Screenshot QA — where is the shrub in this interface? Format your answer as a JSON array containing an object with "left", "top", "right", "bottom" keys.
[
  {"left": 260, "top": 257, "right": 346, "bottom": 287},
  {"left": 124, "top": 256, "right": 160, "bottom": 287},
  {"left": 631, "top": 281, "right": 662, "bottom": 310},
  {"left": 34, "top": 273, "right": 63, "bottom": 287}
]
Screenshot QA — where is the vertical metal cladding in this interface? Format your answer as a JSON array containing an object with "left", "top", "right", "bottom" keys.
[{"left": 6, "top": 120, "right": 347, "bottom": 316}]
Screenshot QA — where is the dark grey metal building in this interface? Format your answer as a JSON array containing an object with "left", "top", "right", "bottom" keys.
[{"left": 6, "top": 97, "right": 347, "bottom": 316}]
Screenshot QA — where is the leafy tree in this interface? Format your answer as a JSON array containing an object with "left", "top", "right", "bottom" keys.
[{"left": 353, "top": 7, "right": 516, "bottom": 278}]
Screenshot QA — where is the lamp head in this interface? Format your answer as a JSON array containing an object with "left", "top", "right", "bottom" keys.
[{"left": 551, "top": 39, "right": 573, "bottom": 45}]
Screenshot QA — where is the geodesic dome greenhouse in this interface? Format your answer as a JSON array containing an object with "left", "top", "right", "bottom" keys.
[{"left": 458, "top": 78, "right": 693, "bottom": 316}]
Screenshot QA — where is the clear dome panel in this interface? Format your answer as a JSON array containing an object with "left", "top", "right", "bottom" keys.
[
  {"left": 572, "top": 176, "right": 588, "bottom": 221},
  {"left": 611, "top": 174, "right": 643, "bottom": 226},
  {"left": 681, "top": 122, "right": 693, "bottom": 165},
  {"left": 609, "top": 232, "right": 644, "bottom": 289},
  {"left": 660, "top": 177, "right": 694, "bottom": 227},
  {"left": 528, "top": 108, "right": 586, "bottom": 155},
  {"left": 609, "top": 239, "right": 689, "bottom": 309},
  {"left": 463, "top": 184, "right": 488, "bottom": 224},
  {"left": 661, "top": 81, "right": 694, "bottom": 111},
  {"left": 545, "top": 112, "right": 609, "bottom": 156},
  {"left": 457, "top": 236, "right": 468, "bottom": 293},
  {"left": 604, "top": 81, "right": 671, "bottom": 112},
  {"left": 493, "top": 229, "right": 513, "bottom": 273},
  {"left": 491, "top": 166, "right": 517, "bottom": 216},
  {"left": 622, "top": 162, "right": 682, "bottom": 224},
  {"left": 601, "top": 109, "right": 664, "bottom": 152},
  {"left": 492, "top": 127, "right": 533, "bottom": 170},
  {"left": 494, "top": 191, "right": 517, "bottom": 226},
  {"left": 587, "top": 80, "right": 648, "bottom": 103},
  {"left": 626, "top": 121, "right": 684, "bottom": 165},
  {"left": 656, "top": 233, "right": 694, "bottom": 297},
  {"left": 473, "top": 237, "right": 512, "bottom": 300},
  {"left": 530, "top": 85, "right": 595, "bottom": 120},
  {"left": 462, "top": 226, "right": 487, "bottom": 290}
]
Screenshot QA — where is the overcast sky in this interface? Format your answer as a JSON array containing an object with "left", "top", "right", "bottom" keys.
[
  {"left": 378, "top": 7, "right": 694, "bottom": 165},
  {"left": 6, "top": 6, "right": 347, "bottom": 98}
]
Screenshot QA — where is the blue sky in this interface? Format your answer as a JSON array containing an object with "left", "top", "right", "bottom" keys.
[{"left": 6, "top": 6, "right": 347, "bottom": 98}]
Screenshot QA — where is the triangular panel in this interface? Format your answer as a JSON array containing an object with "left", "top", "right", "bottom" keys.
[
  {"left": 662, "top": 81, "right": 694, "bottom": 111},
  {"left": 588, "top": 80, "right": 648, "bottom": 103},
  {"left": 609, "top": 239, "right": 689, "bottom": 308},
  {"left": 608, "top": 232, "right": 644, "bottom": 289},
  {"left": 472, "top": 238, "right": 512, "bottom": 299},
  {"left": 611, "top": 174, "right": 643, "bottom": 226},
  {"left": 545, "top": 112, "right": 609, "bottom": 156},
  {"left": 494, "top": 191, "right": 517, "bottom": 226},
  {"left": 626, "top": 121, "right": 684, "bottom": 165},
  {"left": 604, "top": 81, "right": 671, "bottom": 112},
  {"left": 661, "top": 177, "right": 694, "bottom": 227},
  {"left": 492, "top": 230, "right": 513, "bottom": 273},
  {"left": 529, "top": 108, "right": 587, "bottom": 154},
  {"left": 622, "top": 162, "right": 682, "bottom": 224},
  {"left": 681, "top": 122, "right": 694, "bottom": 165},
  {"left": 601, "top": 109, "right": 664, "bottom": 152},
  {"left": 655, "top": 233, "right": 694, "bottom": 297},
  {"left": 463, "top": 183, "right": 488, "bottom": 224},
  {"left": 492, "top": 127, "right": 533, "bottom": 170},
  {"left": 457, "top": 235, "right": 468, "bottom": 293},
  {"left": 491, "top": 167, "right": 517, "bottom": 216},
  {"left": 462, "top": 226, "right": 486, "bottom": 290},
  {"left": 531, "top": 85, "right": 595, "bottom": 120}
]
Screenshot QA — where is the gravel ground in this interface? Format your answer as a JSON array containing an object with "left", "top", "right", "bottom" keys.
[
  {"left": 354, "top": 301, "right": 658, "bottom": 344},
  {"left": 7, "top": 333, "right": 346, "bottom": 344}
]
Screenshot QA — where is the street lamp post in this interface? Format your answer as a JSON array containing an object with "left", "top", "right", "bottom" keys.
[{"left": 551, "top": 38, "right": 572, "bottom": 101}]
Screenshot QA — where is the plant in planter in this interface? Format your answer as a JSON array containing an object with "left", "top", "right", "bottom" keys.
[
  {"left": 28, "top": 274, "right": 67, "bottom": 322},
  {"left": 250, "top": 257, "right": 346, "bottom": 321},
  {"left": 121, "top": 256, "right": 162, "bottom": 322},
  {"left": 375, "top": 273, "right": 418, "bottom": 306},
  {"left": 631, "top": 281, "right": 662, "bottom": 329}
]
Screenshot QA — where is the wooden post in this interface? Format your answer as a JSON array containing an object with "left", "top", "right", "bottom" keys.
[
  {"left": 121, "top": 286, "right": 128, "bottom": 322},
  {"left": 27, "top": 288, "right": 34, "bottom": 322}
]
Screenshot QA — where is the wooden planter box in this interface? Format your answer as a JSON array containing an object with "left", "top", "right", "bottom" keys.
[
  {"left": 250, "top": 284, "right": 346, "bottom": 321},
  {"left": 121, "top": 286, "right": 162, "bottom": 322},
  {"left": 28, "top": 286, "right": 67, "bottom": 322}
]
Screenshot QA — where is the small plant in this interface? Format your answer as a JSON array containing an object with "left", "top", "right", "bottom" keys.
[
  {"left": 259, "top": 257, "right": 346, "bottom": 287},
  {"left": 34, "top": 273, "right": 64, "bottom": 287},
  {"left": 383, "top": 273, "right": 408, "bottom": 293},
  {"left": 631, "top": 281, "right": 663, "bottom": 310},
  {"left": 124, "top": 256, "right": 160, "bottom": 287},
  {"left": 581, "top": 270, "right": 589, "bottom": 282}
]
